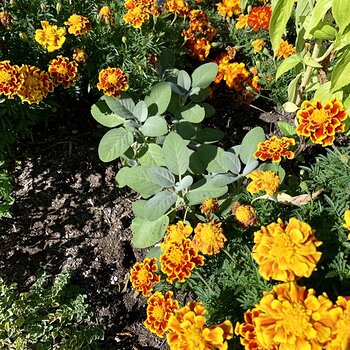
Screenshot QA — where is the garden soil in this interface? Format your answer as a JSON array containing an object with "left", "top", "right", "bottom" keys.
[{"left": 0, "top": 92, "right": 287, "bottom": 349}]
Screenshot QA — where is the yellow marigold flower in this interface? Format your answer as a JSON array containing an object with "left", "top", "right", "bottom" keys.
[
  {"left": 185, "top": 38, "right": 211, "bottom": 62},
  {"left": 35, "top": 20, "right": 66, "bottom": 52},
  {"left": 276, "top": 39, "right": 296, "bottom": 60},
  {"left": 213, "top": 50, "right": 236, "bottom": 84},
  {"left": 0, "top": 61, "right": 24, "bottom": 99},
  {"left": 231, "top": 202, "right": 257, "bottom": 228},
  {"left": 144, "top": 291, "right": 179, "bottom": 338},
  {"left": 72, "top": 48, "right": 88, "bottom": 64},
  {"left": 235, "top": 14, "right": 248, "bottom": 29},
  {"left": 252, "top": 218, "right": 322, "bottom": 281},
  {"left": 167, "top": 301, "right": 233, "bottom": 349},
  {"left": 224, "top": 62, "right": 249, "bottom": 93},
  {"left": 216, "top": 0, "right": 241, "bottom": 18},
  {"left": 0, "top": 10, "right": 12, "bottom": 28},
  {"left": 327, "top": 296, "right": 350, "bottom": 349},
  {"left": 17, "top": 65, "right": 54, "bottom": 104},
  {"left": 65, "top": 14, "right": 91, "bottom": 36},
  {"left": 247, "top": 6, "right": 272, "bottom": 31},
  {"left": 254, "top": 135, "right": 295, "bottom": 162},
  {"left": 97, "top": 67, "right": 129, "bottom": 97},
  {"left": 123, "top": 6, "right": 149, "bottom": 28},
  {"left": 160, "top": 238, "right": 204, "bottom": 283},
  {"left": 246, "top": 170, "right": 280, "bottom": 196},
  {"left": 99, "top": 6, "right": 113, "bottom": 24},
  {"left": 296, "top": 98, "right": 348, "bottom": 147},
  {"left": 343, "top": 210, "right": 350, "bottom": 240},
  {"left": 160, "top": 221, "right": 193, "bottom": 250},
  {"left": 252, "top": 39, "right": 265, "bottom": 53},
  {"left": 163, "top": 0, "right": 189, "bottom": 16},
  {"left": 48, "top": 56, "right": 79, "bottom": 88},
  {"left": 200, "top": 198, "right": 219, "bottom": 218},
  {"left": 192, "top": 220, "right": 227, "bottom": 255},
  {"left": 129, "top": 257, "right": 160, "bottom": 296},
  {"left": 255, "top": 282, "right": 335, "bottom": 349}
]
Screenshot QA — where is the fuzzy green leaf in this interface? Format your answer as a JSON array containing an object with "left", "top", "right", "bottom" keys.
[
  {"left": 102, "top": 95, "right": 135, "bottom": 119},
  {"left": 132, "top": 199, "right": 147, "bottom": 219},
  {"left": 139, "top": 115, "right": 168, "bottom": 137},
  {"left": 239, "top": 127, "right": 266, "bottom": 164},
  {"left": 138, "top": 144, "right": 165, "bottom": 166},
  {"left": 133, "top": 100, "right": 148, "bottom": 122},
  {"left": 144, "top": 191, "right": 177, "bottom": 221},
  {"left": 163, "top": 132, "right": 189, "bottom": 175},
  {"left": 276, "top": 54, "right": 303, "bottom": 80},
  {"left": 91, "top": 100, "right": 124, "bottom": 128},
  {"left": 174, "top": 175, "right": 193, "bottom": 192},
  {"left": 145, "top": 82, "right": 172, "bottom": 115},
  {"left": 147, "top": 167, "right": 175, "bottom": 188},
  {"left": 222, "top": 151, "right": 241, "bottom": 174},
  {"left": 191, "top": 63, "right": 218, "bottom": 89},
  {"left": 186, "top": 179, "right": 228, "bottom": 205},
  {"left": 189, "top": 145, "right": 219, "bottom": 174},
  {"left": 177, "top": 70, "right": 191, "bottom": 91},
  {"left": 193, "top": 128, "right": 224, "bottom": 144},
  {"left": 180, "top": 104, "right": 206, "bottom": 123},
  {"left": 277, "top": 121, "right": 297, "bottom": 137}
]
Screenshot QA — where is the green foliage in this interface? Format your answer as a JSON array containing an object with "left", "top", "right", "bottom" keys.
[
  {"left": 0, "top": 270, "right": 104, "bottom": 349},
  {"left": 0, "top": 161, "right": 14, "bottom": 220}
]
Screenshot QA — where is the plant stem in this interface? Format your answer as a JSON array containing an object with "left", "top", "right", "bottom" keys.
[{"left": 195, "top": 271, "right": 214, "bottom": 294}]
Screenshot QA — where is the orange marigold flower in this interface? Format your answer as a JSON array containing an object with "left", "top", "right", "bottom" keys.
[
  {"left": 277, "top": 39, "right": 296, "bottom": 60},
  {"left": 160, "top": 221, "right": 193, "bottom": 251},
  {"left": 0, "top": 10, "right": 12, "bottom": 28},
  {"left": 216, "top": 0, "right": 241, "bottom": 18},
  {"left": 48, "top": 56, "right": 79, "bottom": 88},
  {"left": 185, "top": 38, "right": 211, "bottom": 62},
  {"left": 224, "top": 62, "right": 249, "bottom": 93},
  {"left": 192, "top": 220, "right": 226, "bottom": 255},
  {"left": 129, "top": 257, "right": 160, "bottom": 296},
  {"left": 327, "top": 296, "right": 350, "bottom": 349},
  {"left": 252, "top": 218, "right": 322, "bottom": 281},
  {"left": 17, "top": 65, "right": 54, "bottom": 104},
  {"left": 246, "top": 170, "right": 280, "bottom": 196},
  {"left": 247, "top": 6, "right": 272, "bottom": 31},
  {"left": 99, "top": 6, "right": 113, "bottom": 24},
  {"left": 144, "top": 291, "right": 179, "bottom": 338},
  {"left": 254, "top": 135, "right": 295, "bottom": 162},
  {"left": 232, "top": 202, "right": 256, "bottom": 228},
  {"left": 160, "top": 238, "right": 204, "bottom": 283},
  {"left": 235, "top": 14, "right": 248, "bottom": 29},
  {"left": 252, "top": 39, "right": 265, "bottom": 53},
  {"left": 200, "top": 198, "right": 219, "bottom": 218},
  {"left": 65, "top": 14, "right": 91, "bottom": 36},
  {"left": 296, "top": 98, "right": 348, "bottom": 147},
  {"left": 255, "top": 282, "right": 335, "bottom": 349},
  {"left": 167, "top": 301, "right": 233, "bottom": 349},
  {"left": 163, "top": 0, "right": 189, "bottom": 16},
  {"left": 97, "top": 67, "right": 129, "bottom": 97},
  {"left": 0, "top": 61, "right": 24, "bottom": 99},
  {"left": 35, "top": 20, "right": 66, "bottom": 52},
  {"left": 123, "top": 6, "right": 149, "bottom": 28},
  {"left": 72, "top": 48, "right": 88, "bottom": 64}
]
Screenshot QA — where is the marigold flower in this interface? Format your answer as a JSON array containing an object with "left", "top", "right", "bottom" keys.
[
  {"left": 129, "top": 257, "right": 160, "bottom": 296},
  {"left": 123, "top": 6, "right": 149, "bottom": 28},
  {"left": 296, "top": 98, "right": 348, "bottom": 147},
  {"left": 200, "top": 198, "right": 219, "bottom": 218},
  {"left": 0, "top": 61, "right": 24, "bottom": 99},
  {"left": 160, "top": 238, "right": 204, "bottom": 283},
  {"left": 254, "top": 282, "right": 335, "bottom": 349},
  {"left": 97, "top": 67, "right": 129, "bottom": 97},
  {"left": 48, "top": 56, "right": 79, "bottom": 88},
  {"left": 160, "top": 221, "right": 193, "bottom": 251},
  {"left": 216, "top": 0, "right": 241, "bottom": 18},
  {"left": 35, "top": 20, "right": 66, "bottom": 52},
  {"left": 254, "top": 135, "right": 295, "bottom": 162},
  {"left": 167, "top": 301, "right": 233, "bottom": 349},
  {"left": 276, "top": 39, "right": 296, "bottom": 59},
  {"left": 163, "top": 0, "right": 189, "bottom": 16},
  {"left": 224, "top": 62, "right": 249, "bottom": 93},
  {"left": 235, "top": 14, "right": 248, "bottom": 29},
  {"left": 65, "top": 14, "right": 91, "bottom": 36},
  {"left": 246, "top": 170, "right": 280, "bottom": 196},
  {"left": 17, "top": 65, "right": 54, "bottom": 104},
  {"left": 231, "top": 202, "right": 257, "bottom": 228},
  {"left": 192, "top": 220, "right": 226, "bottom": 255},
  {"left": 185, "top": 38, "right": 211, "bottom": 62},
  {"left": 343, "top": 210, "right": 350, "bottom": 240},
  {"left": 252, "top": 39, "right": 265, "bottom": 53},
  {"left": 247, "top": 6, "right": 272, "bottom": 31},
  {"left": 0, "top": 10, "right": 12, "bottom": 28},
  {"left": 144, "top": 291, "right": 179, "bottom": 338},
  {"left": 72, "top": 48, "right": 88, "bottom": 64},
  {"left": 252, "top": 217, "right": 322, "bottom": 281},
  {"left": 99, "top": 6, "right": 113, "bottom": 24}
]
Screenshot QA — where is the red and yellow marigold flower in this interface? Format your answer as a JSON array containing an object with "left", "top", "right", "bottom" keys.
[
  {"left": 252, "top": 217, "right": 322, "bottom": 282},
  {"left": 254, "top": 282, "right": 335, "bottom": 349},
  {"left": 123, "top": 5, "right": 149, "bottom": 28},
  {"left": 216, "top": 0, "right": 241, "bottom": 18},
  {"left": 167, "top": 301, "right": 233, "bottom": 349},
  {"left": 247, "top": 6, "right": 272, "bottom": 31},
  {"left": 0, "top": 61, "right": 24, "bottom": 99},
  {"left": 296, "top": 98, "right": 348, "bottom": 147},
  {"left": 192, "top": 220, "right": 226, "bottom": 255},
  {"left": 48, "top": 56, "right": 79, "bottom": 89},
  {"left": 252, "top": 39, "right": 265, "bottom": 53},
  {"left": 160, "top": 238, "right": 204, "bottom": 283},
  {"left": 231, "top": 202, "right": 257, "bottom": 228},
  {"left": 97, "top": 67, "right": 129, "bottom": 97},
  {"left": 144, "top": 291, "right": 179, "bottom": 338},
  {"left": 160, "top": 221, "right": 193, "bottom": 251},
  {"left": 185, "top": 38, "right": 212, "bottom": 62},
  {"left": 277, "top": 39, "right": 296, "bottom": 60},
  {"left": 0, "top": 10, "right": 12, "bottom": 28},
  {"left": 235, "top": 14, "right": 248, "bottom": 29},
  {"left": 163, "top": 0, "right": 189, "bottom": 16},
  {"left": 35, "top": 20, "right": 66, "bottom": 52},
  {"left": 99, "top": 6, "right": 113, "bottom": 24},
  {"left": 72, "top": 48, "right": 88, "bottom": 64},
  {"left": 129, "top": 257, "right": 160, "bottom": 296},
  {"left": 254, "top": 135, "right": 295, "bottom": 162},
  {"left": 246, "top": 170, "right": 280, "bottom": 196},
  {"left": 17, "top": 65, "right": 54, "bottom": 104},
  {"left": 65, "top": 14, "right": 91, "bottom": 36},
  {"left": 200, "top": 198, "right": 219, "bottom": 218}
]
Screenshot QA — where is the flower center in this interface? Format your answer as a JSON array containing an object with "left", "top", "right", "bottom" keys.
[
  {"left": 137, "top": 269, "right": 149, "bottom": 284},
  {"left": 152, "top": 305, "right": 165, "bottom": 321},
  {"left": 270, "top": 232, "right": 294, "bottom": 258},
  {"left": 183, "top": 324, "right": 206, "bottom": 349},
  {"left": 167, "top": 246, "right": 184, "bottom": 264},
  {"left": 107, "top": 74, "right": 119, "bottom": 85},
  {"left": 311, "top": 108, "right": 330, "bottom": 124},
  {"left": 235, "top": 207, "right": 252, "bottom": 223},
  {"left": 55, "top": 65, "right": 68, "bottom": 75},
  {"left": 0, "top": 70, "right": 11, "bottom": 83}
]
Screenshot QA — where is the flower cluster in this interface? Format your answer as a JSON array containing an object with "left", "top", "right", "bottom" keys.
[
  {"left": 296, "top": 98, "right": 348, "bottom": 147},
  {"left": 277, "top": 39, "right": 296, "bottom": 60},
  {"left": 123, "top": 0, "right": 161, "bottom": 28},
  {"left": 252, "top": 217, "right": 322, "bottom": 281},
  {"left": 65, "top": 14, "right": 91, "bottom": 36},
  {"left": 216, "top": 0, "right": 241, "bottom": 18},
  {"left": 160, "top": 220, "right": 193, "bottom": 250},
  {"left": 48, "top": 56, "right": 79, "bottom": 88},
  {"left": 0, "top": 60, "right": 24, "bottom": 99},
  {"left": 96, "top": 67, "right": 129, "bottom": 97},
  {"left": 35, "top": 21, "right": 66, "bottom": 52},
  {"left": 246, "top": 170, "right": 281, "bottom": 195},
  {"left": 163, "top": 0, "right": 189, "bottom": 16},
  {"left": 254, "top": 135, "right": 295, "bottom": 162},
  {"left": 247, "top": 6, "right": 272, "bottom": 31}
]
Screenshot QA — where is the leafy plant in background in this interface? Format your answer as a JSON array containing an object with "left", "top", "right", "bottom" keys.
[{"left": 0, "top": 160, "right": 14, "bottom": 220}]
